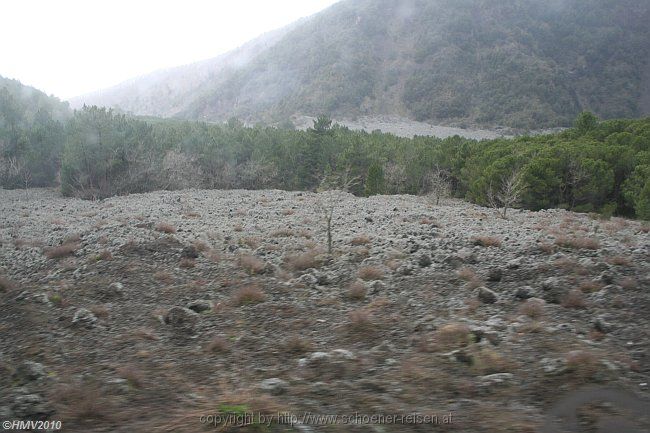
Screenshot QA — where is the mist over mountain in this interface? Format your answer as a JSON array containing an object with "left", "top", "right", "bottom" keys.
[{"left": 74, "top": 0, "right": 650, "bottom": 129}]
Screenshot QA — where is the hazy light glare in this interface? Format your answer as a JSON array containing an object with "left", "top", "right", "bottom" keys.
[{"left": 0, "top": 0, "right": 340, "bottom": 99}]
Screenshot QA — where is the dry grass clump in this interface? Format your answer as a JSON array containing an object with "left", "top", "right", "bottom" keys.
[
  {"left": 565, "top": 350, "right": 600, "bottom": 381},
  {"left": 605, "top": 255, "right": 631, "bottom": 266},
  {"left": 284, "top": 249, "right": 322, "bottom": 272},
  {"left": 347, "top": 280, "right": 367, "bottom": 301},
  {"left": 385, "top": 259, "right": 401, "bottom": 271},
  {"left": 471, "top": 348, "right": 514, "bottom": 375},
  {"left": 44, "top": 242, "right": 80, "bottom": 259},
  {"left": 97, "top": 249, "right": 113, "bottom": 261},
  {"left": 435, "top": 323, "right": 471, "bottom": 350},
  {"left": 270, "top": 228, "right": 294, "bottom": 238},
  {"left": 619, "top": 277, "right": 638, "bottom": 290},
  {"left": 281, "top": 208, "right": 295, "bottom": 216},
  {"left": 471, "top": 236, "right": 502, "bottom": 247},
  {"left": 282, "top": 336, "right": 313, "bottom": 354},
  {"left": 239, "top": 254, "right": 266, "bottom": 275},
  {"left": 348, "top": 309, "right": 374, "bottom": 332},
  {"left": 116, "top": 365, "right": 144, "bottom": 389},
  {"left": 192, "top": 240, "right": 210, "bottom": 252},
  {"left": 0, "top": 276, "right": 15, "bottom": 292},
  {"left": 578, "top": 280, "right": 604, "bottom": 293},
  {"left": 233, "top": 224, "right": 244, "bottom": 232},
  {"left": 562, "top": 289, "right": 587, "bottom": 309},
  {"left": 357, "top": 266, "right": 384, "bottom": 281},
  {"left": 53, "top": 382, "right": 114, "bottom": 423},
  {"left": 153, "top": 270, "right": 174, "bottom": 284},
  {"left": 89, "top": 305, "right": 109, "bottom": 320},
  {"left": 205, "top": 336, "right": 230, "bottom": 353},
  {"left": 155, "top": 222, "right": 176, "bottom": 234},
  {"left": 179, "top": 258, "right": 196, "bottom": 269},
  {"left": 518, "top": 298, "right": 545, "bottom": 319},
  {"left": 232, "top": 285, "right": 266, "bottom": 306},
  {"left": 240, "top": 236, "right": 261, "bottom": 249},
  {"left": 555, "top": 235, "right": 600, "bottom": 250},
  {"left": 457, "top": 267, "right": 482, "bottom": 289},
  {"left": 350, "top": 234, "right": 371, "bottom": 246},
  {"left": 538, "top": 242, "right": 555, "bottom": 254}
]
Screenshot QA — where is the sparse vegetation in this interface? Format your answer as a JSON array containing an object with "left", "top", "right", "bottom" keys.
[
  {"left": 555, "top": 236, "right": 600, "bottom": 250},
  {"left": 284, "top": 249, "right": 322, "bottom": 272},
  {"left": 238, "top": 254, "right": 266, "bottom": 275},
  {"left": 562, "top": 289, "right": 587, "bottom": 309},
  {"left": 232, "top": 285, "right": 265, "bottom": 306},
  {"left": 155, "top": 222, "right": 176, "bottom": 234},
  {"left": 357, "top": 265, "right": 384, "bottom": 281},
  {"left": 347, "top": 280, "right": 367, "bottom": 301},
  {"left": 44, "top": 242, "right": 79, "bottom": 259},
  {"left": 472, "top": 236, "right": 502, "bottom": 248}
]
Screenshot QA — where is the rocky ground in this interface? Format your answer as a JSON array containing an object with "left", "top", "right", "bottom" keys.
[{"left": 0, "top": 188, "right": 649, "bottom": 433}]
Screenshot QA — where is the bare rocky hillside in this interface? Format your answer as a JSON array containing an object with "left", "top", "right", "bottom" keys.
[{"left": 1, "top": 188, "right": 649, "bottom": 432}]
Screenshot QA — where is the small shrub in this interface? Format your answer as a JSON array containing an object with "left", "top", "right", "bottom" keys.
[
  {"left": 232, "top": 285, "right": 265, "bottom": 306},
  {"left": 270, "top": 228, "right": 294, "bottom": 238},
  {"left": 53, "top": 383, "right": 113, "bottom": 423},
  {"left": 619, "top": 277, "right": 638, "bottom": 290},
  {"left": 347, "top": 280, "right": 367, "bottom": 301},
  {"left": 97, "top": 250, "right": 113, "bottom": 261},
  {"left": 565, "top": 350, "right": 599, "bottom": 381},
  {"left": 555, "top": 236, "right": 600, "bottom": 250},
  {"left": 281, "top": 208, "right": 295, "bottom": 216},
  {"left": 192, "top": 240, "right": 210, "bottom": 252},
  {"left": 562, "top": 289, "right": 587, "bottom": 309},
  {"left": 350, "top": 235, "right": 371, "bottom": 246},
  {"left": 155, "top": 222, "right": 176, "bottom": 234},
  {"left": 116, "top": 366, "right": 144, "bottom": 388},
  {"left": 282, "top": 336, "right": 313, "bottom": 354},
  {"left": 179, "top": 258, "right": 196, "bottom": 269},
  {"left": 578, "top": 280, "right": 603, "bottom": 293},
  {"left": 44, "top": 243, "right": 79, "bottom": 259},
  {"left": 605, "top": 255, "right": 631, "bottom": 266},
  {"left": 284, "top": 250, "right": 322, "bottom": 272},
  {"left": 518, "top": 298, "right": 545, "bottom": 319},
  {"left": 457, "top": 267, "right": 477, "bottom": 281},
  {"left": 358, "top": 266, "right": 384, "bottom": 281},
  {"left": 538, "top": 242, "right": 555, "bottom": 254},
  {"left": 472, "top": 236, "right": 502, "bottom": 247},
  {"left": 205, "top": 336, "right": 230, "bottom": 353},
  {"left": 0, "top": 276, "right": 15, "bottom": 292},
  {"left": 153, "top": 271, "right": 174, "bottom": 284},
  {"left": 348, "top": 309, "right": 373, "bottom": 332},
  {"left": 89, "top": 305, "right": 109, "bottom": 320},
  {"left": 471, "top": 348, "right": 513, "bottom": 375},
  {"left": 233, "top": 224, "right": 244, "bottom": 232},
  {"left": 435, "top": 323, "right": 471, "bottom": 349},
  {"left": 239, "top": 254, "right": 266, "bottom": 275}
]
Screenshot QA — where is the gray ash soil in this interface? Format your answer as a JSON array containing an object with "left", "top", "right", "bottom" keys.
[{"left": 0, "top": 188, "right": 649, "bottom": 432}]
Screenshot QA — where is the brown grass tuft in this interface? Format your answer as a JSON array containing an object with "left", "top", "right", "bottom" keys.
[
  {"left": 116, "top": 365, "right": 144, "bottom": 388},
  {"left": 284, "top": 249, "right": 322, "bottom": 272},
  {"left": 44, "top": 243, "right": 79, "bottom": 259},
  {"left": 518, "top": 298, "right": 545, "bottom": 319},
  {"left": 155, "top": 222, "right": 176, "bottom": 234},
  {"left": 472, "top": 236, "right": 502, "bottom": 247},
  {"left": 350, "top": 234, "right": 371, "bottom": 246},
  {"left": 619, "top": 277, "right": 638, "bottom": 290},
  {"left": 89, "top": 305, "right": 109, "bottom": 320},
  {"left": 282, "top": 336, "right": 313, "bottom": 354},
  {"left": 565, "top": 350, "right": 600, "bottom": 381},
  {"left": 153, "top": 270, "right": 174, "bottom": 284},
  {"left": 205, "top": 336, "right": 230, "bottom": 353},
  {"left": 578, "top": 280, "right": 604, "bottom": 293},
  {"left": 238, "top": 254, "right": 266, "bottom": 275},
  {"left": 270, "top": 228, "right": 294, "bottom": 238},
  {"left": 606, "top": 255, "right": 631, "bottom": 267},
  {"left": 562, "top": 289, "right": 587, "bottom": 309},
  {"left": 0, "top": 276, "right": 15, "bottom": 292},
  {"left": 348, "top": 309, "right": 374, "bottom": 332},
  {"left": 357, "top": 266, "right": 384, "bottom": 281},
  {"left": 179, "top": 258, "right": 196, "bottom": 269},
  {"left": 434, "top": 323, "right": 471, "bottom": 350},
  {"left": 347, "top": 280, "right": 367, "bottom": 301},
  {"left": 232, "top": 285, "right": 265, "bottom": 306},
  {"left": 555, "top": 236, "right": 600, "bottom": 250}
]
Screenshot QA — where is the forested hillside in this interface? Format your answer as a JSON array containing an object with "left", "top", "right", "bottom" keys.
[
  {"left": 3, "top": 76, "right": 650, "bottom": 218},
  {"left": 0, "top": 76, "right": 70, "bottom": 188},
  {"left": 73, "top": 0, "right": 650, "bottom": 129}
]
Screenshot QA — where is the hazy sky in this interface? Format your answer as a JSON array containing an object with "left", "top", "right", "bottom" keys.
[{"left": 1, "top": 0, "right": 340, "bottom": 100}]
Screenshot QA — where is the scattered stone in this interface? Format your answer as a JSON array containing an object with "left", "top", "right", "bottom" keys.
[
  {"left": 479, "top": 373, "right": 514, "bottom": 387},
  {"left": 598, "top": 271, "right": 614, "bottom": 285},
  {"left": 594, "top": 316, "right": 614, "bottom": 333},
  {"left": 477, "top": 287, "right": 498, "bottom": 304},
  {"left": 11, "top": 393, "right": 53, "bottom": 419},
  {"left": 14, "top": 361, "right": 45, "bottom": 382},
  {"left": 540, "top": 358, "right": 566, "bottom": 375},
  {"left": 486, "top": 267, "right": 503, "bottom": 282},
  {"left": 260, "top": 378, "right": 289, "bottom": 395},
  {"left": 72, "top": 308, "right": 97, "bottom": 328},
  {"left": 181, "top": 245, "right": 199, "bottom": 259},
  {"left": 418, "top": 254, "right": 432, "bottom": 268},
  {"left": 515, "top": 286, "right": 533, "bottom": 300},
  {"left": 98, "top": 282, "right": 124, "bottom": 300},
  {"left": 164, "top": 306, "right": 199, "bottom": 331},
  {"left": 186, "top": 299, "right": 213, "bottom": 313}
]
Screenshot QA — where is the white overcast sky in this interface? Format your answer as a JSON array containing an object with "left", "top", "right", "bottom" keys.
[{"left": 1, "top": 0, "right": 340, "bottom": 100}]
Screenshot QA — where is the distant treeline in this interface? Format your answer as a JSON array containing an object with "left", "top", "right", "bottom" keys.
[{"left": 1, "top": 84, "right": 649, "bottom": 219}]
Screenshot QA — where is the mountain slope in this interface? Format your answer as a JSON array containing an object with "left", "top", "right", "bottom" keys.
[{"left": 72, "top": 0, "right": 650, "bottom": 129}]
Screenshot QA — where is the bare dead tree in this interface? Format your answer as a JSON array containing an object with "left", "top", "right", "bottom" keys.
[
  {"left": 423, "top": 166, "right": 451, "bottom": 205},
  {"left": 487, "top": 167, "right": 526, "bottom": 218},
  {"left": 384, "top": 162, "right": 407, "bottom": 194},
  {"left": 317, "top": 166, "right": 360, "bottom": 256}
]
